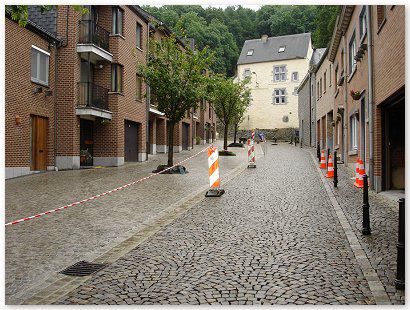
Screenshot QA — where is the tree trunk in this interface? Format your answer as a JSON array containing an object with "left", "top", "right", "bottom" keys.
[
  {"left": 224, "top": 124, "right": 229, "bottom": 150},
  {"left": 234, "top": 124, "right": 238, "bottom": 143},
  {"left": 167, "top": 121, "right": 175, "bottom": 167}
]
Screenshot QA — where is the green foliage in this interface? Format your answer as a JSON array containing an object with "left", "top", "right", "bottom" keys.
[{"left": 143, "top": 5, "right": 341, "bottom": 75}]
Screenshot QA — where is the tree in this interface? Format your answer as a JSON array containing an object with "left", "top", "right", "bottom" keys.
[
  {"left": 207, "top": 75, "right": 250, "bottom": 150},
  {"left": 312, "top": 6, "right": 341, "bottom": 47},
  {"left": 137, "top": 31, "right": 213, "bottom": 166},
  {"left": 232, "top": 84, "right": 251, "bottom": 144}
]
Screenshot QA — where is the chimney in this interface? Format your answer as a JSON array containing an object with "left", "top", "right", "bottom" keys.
[{"left": 261, "top": 35, "right": 268, "bottom": 43}]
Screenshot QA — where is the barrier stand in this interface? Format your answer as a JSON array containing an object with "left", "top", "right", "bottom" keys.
[
  {"left": 247, "top": 131, "right": 256, "bottom": 168},
  {"left": 205, "top": 146, "right": 225, "bottom": 197},
  {"left": 395, "top": 198, "right": 405, "bottom": 290}
]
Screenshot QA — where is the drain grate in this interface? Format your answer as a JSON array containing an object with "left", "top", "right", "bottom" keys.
[{"left": 60, "top": 261, "right": 108, "bottom": 277}]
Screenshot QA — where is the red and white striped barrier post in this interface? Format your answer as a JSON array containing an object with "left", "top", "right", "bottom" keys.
[
  {"left": 205, "top": 145, "right": 225, "bottom": 197},
  {"left": 247, "top": 130, "right": 256, "bottom": 168}
]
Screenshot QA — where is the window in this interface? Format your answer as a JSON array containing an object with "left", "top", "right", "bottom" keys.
[
  {"left": 293, "top": 86, "right": 298, "bottom": 96},
  {"left": 247, "top": 49, "right": 254, "bottom": 56},
  {"left": 111, "top": 64, "right": 123, "bottom": 92},
  {"left": 323, "top": 71, "right": 327, "bottom": 92},
  {"left": 274, "top": 65, "right": 286, "bottom": 82},
  {"left": 329, "top": 64, "right": 332, "bottom": 86},
  {"left": 244, "top": 69, "right": 251, "bottom": 78},
  {"left": 291, "top": 72, "right": 299, "bottom": 81},
  {"left": 377, "top": 5, "right": 386, "bottom": 28},
  {"left": 340, "top": 50, "right": 344, "bottom": 73},
  {"left": 334, "top": 64, "right": 338, "bottom": 89},
  {"left": 350, "top": 113, "right": 359, "bottom": 150},
  {"left": 112, "top": 7, "right": 123, "bottom": 35},
  {"left": 278, "top": 46, "right": 286, "bottom": 53},
  {"left": 319, "top": 78, "right": 322, "bottom": 97},
  {"left": 349, "top": 32, "right": 356, "bottom": 74},
  {"left": 31, "top": 46, "right": 50, "bottom": 86},
  {"left": 317, "top": 81, "right": 320, "bottom": 99},
  {"left": 136, "top": 75, "right": 142, "bottom": 100},
  {"left": 273, "top": 88, "right": 286, "bottom": 104},
  {"left": 209, "top": 103, "right": 212, "bottom": 118},
  {"left": 359, "top": 6, "right": 367, "bottom": 40},
  {"left": 136, "top": 22, "right": 142, "bottom": 49}
]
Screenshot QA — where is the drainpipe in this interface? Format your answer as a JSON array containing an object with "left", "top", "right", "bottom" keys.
[
  {"left": 53, "top": 42, "right": 59, "bottom": 171},
  {"left": 343, "top": 34, "right": 348, "bottom": 166},
  {"left": 308, "top": 72, "right": 312, "bottom": 147},
  {"left": 366, "top": 5, "right": 375, "bottom": 189},
  {"left": 145, "top": 23, "right": 151, "bottom": 161}
]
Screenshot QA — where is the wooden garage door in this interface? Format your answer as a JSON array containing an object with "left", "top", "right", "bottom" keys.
[{"left": 31, "top": 115, "right": 48, "bottom": 171}]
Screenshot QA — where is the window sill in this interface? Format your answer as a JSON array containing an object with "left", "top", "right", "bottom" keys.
[
  {"left": 135, "top": 98, "right": 143, "bottom": 102},
  {"left": 136, "top": 46, "right": 143, "bottom": 52},
  {"left": 31, "top": 79, "right": 50, "bottom": 88},
  {"left": 348, "top": 149, "right": 358, "bottom": 156},
  {"left": 377, "top": 19, "right": 386, "bottom": 34},
  {"left": 334, "top": 88, "right": 339, "bottom": 98},
  {"left": 334, "top": 145, "right": 340, "bottom": 150},
  {"left": 109, "top": 33, "right": 125, "bottom": 40},
  {"left": 347, "top": 66, "right": 357, "bottom": 83},
  {"left": 108, "top": 91, "right": 124, "bottom": 96}
]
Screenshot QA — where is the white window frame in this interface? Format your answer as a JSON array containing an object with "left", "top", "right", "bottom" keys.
[
  {"left": 350, "top": 113, "right": 359, "bottom": 150},
  {"left": 244, "top": 69, "right": 251, "bottom": 78},
  {"left": 274, "top": 65, "right": 286, "bottom": 82},
  {"left": 359, "top": 6, "right": 367, "bottom": 41},
  {"left": 273, "top": 88, "right": 286, "bottom": 105},
  {"left": 247, "top": 49, "right": 254, "bottom": 56},
  {"left": 31, "top": 45, "right": 50, "bottom": 86},
  {"left": 349, "top": 32, "right": 356, "bottom": 75},
  {"left": 291, "top": 71, "right": 299, "bottom": 82},
  {"left": 278, "top": 46, "right": 286, "bottom": 53}
]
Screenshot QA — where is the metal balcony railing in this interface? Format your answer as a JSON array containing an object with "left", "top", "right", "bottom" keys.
[
  {"left": 77, "top": 82, "right": 109, "bottom": 111},
  {"left": 78, "top": 20, "right": 110, "bottom": 52}
]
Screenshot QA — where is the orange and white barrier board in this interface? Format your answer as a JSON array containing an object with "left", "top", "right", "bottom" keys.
[
  {"left": 326, "top": 154, "right": 334, "bottom": 178},
  {"left": 205, "top": 146, "right": 225, "bottom": 197},
  {"left": 354, "top": 159, "right": 365, "bottom": 188},
  {"left": 248, "top": 131, "right": 256, "bottom": 168},
  {"left": 319, "top": 150, "right": 326, "bottom": 169}
]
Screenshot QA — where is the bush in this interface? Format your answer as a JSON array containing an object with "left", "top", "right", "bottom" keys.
[{"left": 195, "top": 136, "right": 201, "bottom": 145}]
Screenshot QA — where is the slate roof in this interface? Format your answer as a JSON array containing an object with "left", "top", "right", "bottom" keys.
[
  {"left": 237, "top": 33, "right": 311, "bottom": 65},
  {"left": 310, "top": 48, "right": 327, "bottom": 66}
]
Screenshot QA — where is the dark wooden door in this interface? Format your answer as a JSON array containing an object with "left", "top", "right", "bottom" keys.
[
  {"left": 31, "top": 115, "right": 48, "bottom": 171},
  {"left": 124, "top": 120, "right": 138, "bottom": 161},
  {"left": 182, "top": 123, "right": 189, "bottom": 150}
]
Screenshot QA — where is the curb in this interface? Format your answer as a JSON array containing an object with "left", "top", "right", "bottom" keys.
[{"left": 306, "top": 150, "right": 391, "bottom": 305}]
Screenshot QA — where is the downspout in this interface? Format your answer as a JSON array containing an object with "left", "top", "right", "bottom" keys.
[
  {"left": 343, "top": 34, "right": 348, "bottom": 166},
  {"left": 145, "top": 23, "right": 151, "bottom": 161},
  {"left": 366, "top": 5, "right": 375, "bottom": 189},
  {"left": 53, "top": 42, "right": 59, "bottom": 171},
  {"left": 308, "top": 72, "right": 312, "bottom": 147}
]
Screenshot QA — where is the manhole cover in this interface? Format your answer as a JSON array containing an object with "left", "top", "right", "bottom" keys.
[{"left": 60, "top": 261, "right": 108, "bottom": 276}]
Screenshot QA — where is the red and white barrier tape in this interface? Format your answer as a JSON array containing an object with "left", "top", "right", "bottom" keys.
[{"left": 5, "top": 146, "right": 209, "bottom": 227}]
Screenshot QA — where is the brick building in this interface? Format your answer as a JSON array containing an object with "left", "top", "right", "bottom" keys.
[
  {"left": 305, "top": 5, "right": 405, "bottom": 193},
  {"left": 5, "top": 5, "right": 217, "bottom": 179},
  {"left": 297, "top": 48, "right": 326, "bottom": 147}
]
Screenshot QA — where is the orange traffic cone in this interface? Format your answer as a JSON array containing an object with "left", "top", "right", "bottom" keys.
[
  {"left": 353, "top": 159, "right": 360, "bottom": 187},
  {"left": 326, "top": 154, "right": 334, "bottom": 178},
  {"left": 355, "top": 159, "right": 365, "bottom": 188},
  {"left": 319, "top": 150, "right": 326, "bottom": 169}
]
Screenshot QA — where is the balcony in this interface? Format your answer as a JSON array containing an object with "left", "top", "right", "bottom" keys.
[
  {"left": 77, "top": 20, "right": 113, "bottom": 63},
  {"left": 76, "top": 82, "right": 112, "bottom": 120}
]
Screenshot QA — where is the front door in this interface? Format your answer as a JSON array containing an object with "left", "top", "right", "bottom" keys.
[
  {"left": 124, "top": 120, "right": 139, "bottom": 161},
  {"left": 31, "top": 115, "right": 48, "bottom": 171},
  {"left": 80, "top": 119, "right": 94, "bottom": 166},
  {"left": 182, "top": 123, "right": 189, "bottom": 150}
]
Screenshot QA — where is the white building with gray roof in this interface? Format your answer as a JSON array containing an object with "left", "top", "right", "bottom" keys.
[{"left": 237, "top": 33, "right": 313, "bottom": 132}]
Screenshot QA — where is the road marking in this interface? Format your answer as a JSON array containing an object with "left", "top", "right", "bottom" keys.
[{"left": 307, "top": 150, "right": 391, "bottom": 305}]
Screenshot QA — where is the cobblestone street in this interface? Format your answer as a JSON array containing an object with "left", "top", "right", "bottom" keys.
[{"left": 51, "top": 143, "right": 391, "bottom": 305}]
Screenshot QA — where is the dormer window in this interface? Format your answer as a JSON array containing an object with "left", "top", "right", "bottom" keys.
[
  {"left": 278, "top": 46, "right": 286, "bottom": 53},
  {"left": 247, "top": 49, "right": 254, "bottom": 56}
]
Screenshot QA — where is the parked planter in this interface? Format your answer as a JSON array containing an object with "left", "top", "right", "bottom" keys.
[{"left": 350, "top": 90, "right": 362, "bottom": 100}]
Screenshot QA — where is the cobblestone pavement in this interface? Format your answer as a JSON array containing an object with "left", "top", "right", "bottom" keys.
[
  {"left": 56, "top": 143, "right": 376, "bottom": 305},
  {"left": 5, "top": 141, "right": 248, "bottom": 304},
  {"left": 308, "top": 148, "right": 405, "bottom": 305}
]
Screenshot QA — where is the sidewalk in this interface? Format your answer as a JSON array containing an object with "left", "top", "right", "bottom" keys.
[
  {"left": 5, "top": 141, "right": 249, "bottom": 304},
  {"left": 306, "top": 147, "right": 405, "bottom": 305}
]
